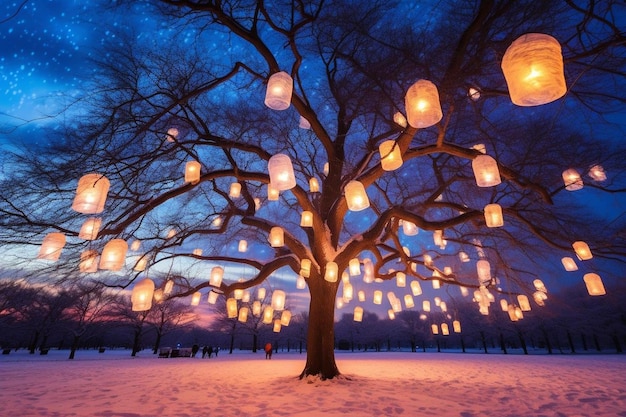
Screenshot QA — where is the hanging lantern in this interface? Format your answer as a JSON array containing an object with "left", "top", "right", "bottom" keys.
[
  {"left": 131, "top": 278, "right": 155, "bottom": 312},
  {"left": 211, "top": 216, "right": 223, "bottom": 227},
  {"left": 268, "top": 154, "right": 296, "bottom": 191},
  {"left": 517, "top": 294, "right": 531, "bottom": 311},
  {"left": 166, "top": 228, "right": 177, "bottom": 239},
  {"left": 345, "top": 180, "right": 370, "bottom": 211},
  {"left": 348, "top": 258, "right": 361, "bottom": 276},
  {"left": 533, "top": 279, "right": 547, "bottom": 293},
  {"left": 431, "top": 324, "right": 439, "bottom": 335},
  {"left": 273, "top": 319, "right": 282, "bottom": 333},
  {"left": 402, "top": 220, "right": 418, "bottom": 236},
  {"left": 280, "top": 310, "right": 292, "bottom": 326},
  {"left": 325, "top": 261, "right": 338, "bottom": 282},
  {"left": 299, "top": 116, "right": 311, "bottom": 129},
  {"left": 358, "top": 290, "right": 366, "bottom": 302},
  {"left": 433, "top": 230, "right": 444, "bottom": 247},
  {"left": 423, "top": 254, "right": 432, "bottom": 266},
  {"left": 561, "top": 257, "right": 578, "bottom": 271},
  {"left": 422, "top": 300, "right": 431, "bottom": 312},
  {"left": 193, "top": 248, "right": 203, "bottom": 256},
  {"left": 207, "top": 291, "right": 219, "bottom": 304},
  {"left": 410, "top": 281, "right": 422, "bottom": 296},
  {"left": 252, "top": 300, "right": 262, "bottom": 316},
  {"left": 210, "top": 266, "right": 224, "bottom": 287},
  {"left": 309, "top": 177, "right": 320, "bottom": 193},
  {"left": 353, "top": 306, "right": 364, "bottom": 322},
  {"left": 242, "top": 290, "right": 251, "bottom": 303},
  {"left": 78, "top": 217, "right": 102, "bottom": 240},
  {"left": 262, "top": 306, "right": 274, "bottom": 324},
  {"left": 130, "top": 240, "right": 141, "bottom": 251},
  {"left": 562, "top": 169, "right": 583, "bottom": 191},
  {"left": 269, "top": 226, "right": 284, "bottom": 247},
  {"left": 468, "top": 87, "right": 481, "bottom": 101},
  {"left": 453, "top": 320, "right": 462, "bottom": 333},
  {"left": 507, "top": 304, "right": 519, "bottom": 322},
  {"left": 153, "top": 289, "right": 164, "bottom": 303},
  {"left": 484, "top": 203, "right": 504, "bottom": 227},
  {"left": 300, "top": 211, "right": 313, "bottom": 227},
  {"left": 573, "top": 241, "right": 593, "bottom": 260},
  {"left": 296, "top": 275, "right": 306, "bottom": 289},
  {"left": 533, "top": 291, "right": 548, "bottom": 306},
  {"left": 404, "top": 79, "right": 443, "bottom": 128},
  {"left": 441, "top": 323, "right": 450, "bottom": 336},
  {"left": 515, "top": 306, "right": 524, "bottom": 320},
  {"left": 238, "top": 306, "right": 249, "bottom": 323},
  {"left": 588, "top": 165, "right": 606, "bottom": 181},
  {"left": 184, "top": 161, "right": 201, "bottom": 184},
  {"left": 362, "top": 258, "right": 374, "bottom": 283},
  {"left": 583, "top": 273, "right": 606, "bottom": 296},
  {"left": 440, "top": 301, "right": 448, "bottom": 312},
  {"left": 234, "top": 287, "right": 244, "bottom": 300},
  {"left": 271, "top": 290, "right": 286, "bottom": 311},
  {"left": 472, "top": 155, "right": 501, "bottom": 187},
  {"left": 500, "top": 299, "right": 509, "bottom": 312},
  {"left": 79, "top": 250, "right": 99, "bottom": 273},
  {"left": 323, "top": 162, "right": 329, "bottom": 176},
  {"left": 238, "top": 239, "right": 248, "bottom": 252},
  {"left": 72, "top": 173, "right": 110, "bottom": 214},
  {"left": 396, "top": 272, "right": 406, "bottom": 287},
  {"left": 432, "top": 279, "right": 440, "bottom": 289},
  {"left": 258, "top": 287, "right": 266, "bottom": 300},
  {"left": 264, "top": 71, "right": 293, "bottom": 110},
  {"left": 163, "top": 280, "right": 174, "bottom": 295},
  {"left": 393, "top": 111, "right": 407, "bottom": 128},
  {"left": 226, "top": 298, "right": 238, "bottom": 318},
  {"left": 459, "top": 251, "right": 470, "bottom": 263},
  {"left": 99, "top": 239, "right": 127, "bottom": 271},
  {"left": 336, "top": 298, "right": 345, "bottom": 309},
  {"left": 373, "top": 290, "right": 383, "bottom": 305},
  {"left": 404, "top": 294, "right": 415, "bottom": 309},
  {"left": 134, "top": 254, "right": 149, "bottom": 272},
  {"left": 300, "top": 258, "right": 311, "bottom": 278},
  {"left": 434, "top": 296, "right": 442, "bottom": 307},
  {"left": 501, "top": 33, "right": 566, "bottom": 106},
  {"left": 379, "top": 140, "right": 403, "bottom": 171},
  {"left": 38, "top": 232, "right": 66, "bottom": 261},
  {"left": 267, "top": 184, "right": 279, "bottom": 201},
  {"left": 342, "top": 282, "right": 353, "bottom": 302},
  {"left": 476, "top": 260, "right": 491, "bottom": 284},
  {"left": 229, "top": 182, "right": 241, "bottom": 198},
  {"left": 190, "top": 291, "right": 201, "bottom": 306},
  {"left": 166, "top": 127, "right": 179, "bottom": 142}
]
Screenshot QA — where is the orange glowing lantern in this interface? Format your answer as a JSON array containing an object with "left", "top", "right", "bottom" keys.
[
  {"left": 562, "top": 169, "right": 583, "bottom": 191},
  {"left": 191, "top": 291, "right": 202, "bottom": 306},
  {"left": 210, "top": 266, "right": 224, "bottom": 287},
  {"left": 453, "top": 320, "right": 462, "bottom": 333},
  {"left": 271, "top": 290, "right": 286, "bottom": 311},
  {"left": 268, "top": 154, "right": 296, "bottom": 191},
  {"left": 404, "top": 294, "right": 415, "bottom": 309},
  {"left": 379, "top": 140, "right": 403, "bottom": 171},
  {"left": 166, "top": 127, "right": 179, "bottom": 142},
  {"left": 325, "top": 261, "right": 338, "bottom": 282},
  {"left": 358, "top": 290, "right": 366, "bottom": 302},
  {"left": 300, "top": 211, "right": 313, "bottom": 227},
  {"left": 472, "top": 155, "right": 501, "bottom": 187},
  {"left": 476, "top": 260, "right": 491, "bottom": 284},
  {"left": 72, "top": 173, "right": 110, "bottom": 214},
  {"left": 99, "top": 239, "right": 127, "bottom": 271},
  {"left": 573, "top": 241, "right": 592, "bottom": 260},
  {"left": 501, "top": 33, "right": 566, "bottom": 106},
  {"left": 349, "top": 258, "right": 361, "bottom": 276},
  {"left": 441, "top": 323, "right": 450, "bottom": 336},
  {"left": 131, "top": 278, "right": 155, "bottom": 311},
  {"left": 345, "top": 180, "right": 370, "bottom": 211},
  {"left": 280, "top": 310, "right": 292, "bottom": 326},
  {"left": 299, "top": 116, "right": 310, "bottom": 129},
  {"left": 229, "top": 182, "right": 241, "bottom": 198},
  {"left": 264, "top": 71, "right": 293, "bottom": 110},
  {"left": 484, "top": 203, "right": 504, "bottom": 227},
  {"left": 207, "top": 291, "right": 219, "bottom": 304},
  {"left": 588, "top": 165, "right": 606, "bottom": 181},
  {"left": 267, "top": 183, "right": 279, "bottom": 201},
  {"left": 410, "top": 281, "right": 422, "bottom": 296},
  {"left": 252, "top": 300, "right": 261, "bottom": 316},
  {"left": 238, "top": 306, "right": 249, "bottom": 323},
  {"left": 38, "top": 232, "right": 66, "bottom": 261},
  {"left": 431, "top": 324, "right": 439, "bottom": 335},
  {"left": 262, "top": 306, "right": 274, "bottom": 324},
  {"left": 238, "top": 239, "right": 247, "bottom": 252},
  {"left": 561, "top": 257, "right": 578, "bottom": 271},
  {"left": 78, "top": 217, "right": 102, "bottom": 240},
  {"left": 226, "top": 297, "right": 237, "bottom": 318},
  {"left": 300, "top": 258, "right": 311, "bottom": 278},
  {"left": 269, "top": 227, "right": 284, "bottom": 247},
  {"left": 184, "top": 161, "right": 201, "bottom": 184},
  {"left": 79, "top": 250, "right": 99, "bottom": 273},
  {"left": 402, "top": 220, "right": 418, "bottom": 236},
  {"left": 273, "top": 319, "right": 282, "bottom": 333},
  {"left": 309, "top": 177, "right": 320, "bottom": 193},
  {"left": 583, "top": 273, "right": 606, "bottom": 296},
  {"left": 373, "top": 290, "right": 383, "bottom": 305},
  {"left": 396, "top": 272, "right": 406, "bottom": 287},
  {"left": 393, "top": 111, "right": 407, "bottom": 128},
  {"left": 353, "top": 306, "right": 364, "bottom": 322},
  {"left": 517, "top": 294, "right": 531, "bottom": 311},
  {"left": 405, "top": 79, "right": 443, "bottom": 128},
  {"left": 423, "top": 300, "right": 431, "bottom": 312}
]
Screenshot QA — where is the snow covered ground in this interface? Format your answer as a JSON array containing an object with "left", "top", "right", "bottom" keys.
[{"left": 1, "top": 349, "right": 625, "bottom": 417}]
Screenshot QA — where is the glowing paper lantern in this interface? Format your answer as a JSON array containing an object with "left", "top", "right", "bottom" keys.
[
  {"left": 358, "top": 290, "right": 366, "bottom": 302},
  {"left": 252, "top": 300, "right": 261, "bottom": 316},
  {"left": 166, "top": 127, "right": 179, "bottom": 142},
  {"left": 325, "top": 261, "right": 338, "bottom": 282},
  {"left": 210, "top": 266, "right": 224, "bottom": 287},
  {"left": 296, "top": 275, "right": 306, "bottom": 289},
  {"left": 441, "top": 323, "right": 450, "bottom": 336},
  {"left": 300, "top": 211, "right": 313, "bottom": 227},
  {"left": 373, "top": 290, "right": 383, "bottom": 305},
  {"left": 300, "top": 259, "right": 311, "bottom": 278},
  {"left": 404, "top": 294, "right": 415, "bottom": 309},
  {"left": 453, "top": 320, "right": 462, "bottom": 333},
  {"left": 410, "top": 281, "right": 422, "bottom": 296},
  {"left": 262, "top": 306, "right": 274, "bottom": 324},
  {"left": 349, "top": 258, "right": 361, "bottom": 276},
  {"left": 267, "top": 184, "right": 279, "bottom": 201},
  {"left": 273, "top": 319, "right": 282, "bottom": 333},
  {"left": 562, "top": 169, "right": 583, "bottom": 191},
  {"left": 468, "top": 87, "right": 481, "bottom": 101},
  {"left": 79, "top": 250, "right": 99, "bottom": 273},
  {"left": 379, "top": 140, "right": 403, "bottom": 171},
  {"left": 193, "top": 248, "right": 203, "bottom": 256},
  {"left": 561, "top": 257, "right": 578, "bottom": 271},
  {"left": 507, "top": 304, "right": 519, "bottom": 322},
  {"left": 422, "top": 300, "right": 431, "bottom": 312},
  {"left": 353, "top": 306, "right": 364, "bottom": 322},
  {"left": 207, "top": 291, "right": 219, "bottom": 304},
  {"left": 153, "top": 289, "right": 164, "bottom": 303},
  {"left": 431, "top": 324, "right": 439, "bottom": 335},
  {"left": 472, "top": 155, "right": 501, "bottom": 187},
  {"left": 164, "top": 280, "right": 174, "bottom": 295},
  {"left": 476, "top": 260, "right": 491, "bottom": 284},
  {"left": 500, "top": 299, "right": 509, "bottom": 312},
  {"left": 190, "top": 291, "right": 202, "bottom": 306},
  {"left": 264, "top": 71, "right": 293, "bottom": 110},
  {"left": 268, "top": 154, "right": 296, "bottom": 191},
  {"left": 396, "top": 272, "right": 406, "bottom": 287},
  {"left": 345, "top": 180, "right": 370, "bottom": 211},
  {"left": 362, "top": 258, "right": 374, "bottom": 283},
  {"left": 533, "top": 279, "right": 547, "bottom": 293},
  {"left": 38, "top": 232, "right": 66, "bottom": 261},
  {"left": 387, "top": 310, "right": 395, "bottom": 320},
  {"left": 433, "top": 230, "right": 444, "bottom": 247},
  {"left": 588, "top": 165, "right": 606, "bottom": 181},
  {"left": 309, "top": 177, "right": 320, "bottom": 193},
  {"left": 431, "top": 279, "right": 440, "bottom": 289},
  {"left": 99, "top": 239, "right": 128, "bottom": 271},
  {"left": 501, "top": 33, "right": 566, "bottom": 106},
  {"left": 130, "top": 240, "right": 141, "bottom": 251},
  {"left": 393, "top": 111, "right": 407, "bottom": 128},
  {"left": 459, "top": 251, "right": 470, "bottom": 263},
  {"left": 323, "top": 162, "right": 329, "bottom": 176},
  {"left": 573, "top": 241, "right": 592, "bottom": 260},
  {"left": 405, "top": 79, "right": 443, "bottom": 128},
  {"left": 280, "top": 310, "right": 292, "bottom": 326},
  {"left": 234, "top": 287, "right": 244, "bottom": 300},
  {"left": 583, "top": 273, "right": 606, "bottom": 296},
  {"left": 229, "top": 182, "right": 241, "bottom": 198},
  {"left": 517, "top": 294, "right": 531, "bottom": 311},
  {"left": 533, "top": 291, "right": 547, "bottom": 306},
  {"left": 257, "top": 287, "right": 266, "bottom": 301},
  {"left": 269, "top": 227, "right": 284, "bottom": 247},
  {"left": 184, "top": 161, "right": 201, "bottom": 184},
  {"left": 226, "top": 298, "right": 238, "bottom": 318},
  {"left": 238, "top": 307, "right": 249, "bottom": 323},
  {"left": 72, "top": 173, "right": 110, "bottom": 214},
  {"left": 78, "top": 217, "right": 102, "bottom": 240},
  {"left": 299, "top": 116, "right": 310, "bottom": 129},
  {"left": 402, "top": 220, "right": 418, "bottom": 236},
  {"left": 131, "top": 278, "right": 155, "bottom": 312},
  {"left": 238, "top": 240, "right": 247, "bottom": 252},
  {"left": 271, "top": 290, "right": 286, "bottom": 311},
  {"left": 134, "top": 254, "right": 149, "bottom": 272},
  {"left": 342, "top": 282, "right": 353, "bottom": 302},
  {"left": 484, "top": 203, "right": 504, "bottom": 227}
]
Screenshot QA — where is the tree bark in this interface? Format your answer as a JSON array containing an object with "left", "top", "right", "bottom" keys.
[
  {"left": 69, "top": 335, "right": 80, "bottom": 360},
  {"left": 299, "top": 277, "right": 339, "bottom": 380}
]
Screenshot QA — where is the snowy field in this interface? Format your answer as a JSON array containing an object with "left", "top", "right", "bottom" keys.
[{"left": 1, "top": 349, "right": 625, "bottom": 417}]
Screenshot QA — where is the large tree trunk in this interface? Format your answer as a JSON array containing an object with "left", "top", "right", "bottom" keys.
[
  {"left": 69, "top": 334, "right": 80, "bottom": 360},
  {"left": 299, "top": 278, "right": 339, "bottom": 380}
]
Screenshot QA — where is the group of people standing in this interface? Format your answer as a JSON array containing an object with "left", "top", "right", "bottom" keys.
[{"left": 190, "top": 344, "right": 219, "bottom": 358}]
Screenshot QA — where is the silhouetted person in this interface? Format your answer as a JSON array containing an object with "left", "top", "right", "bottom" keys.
[
  {"left": 202, "top": 346, "right": 208, "bottom": 358},
  {"left": 207, "top": 346, "right": 213, "bottom": 358},
  {"left": 214, "top": 346, "right": 219, "bottom": 357},
  {"left": 191, "top": 344, "right": 199, "bottom": 358},
  {"left": 264, "top": 343, "right": 272, "bottom": 359}
]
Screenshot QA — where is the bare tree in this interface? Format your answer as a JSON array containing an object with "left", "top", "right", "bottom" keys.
[{"left": 1, "top": 1, "right": 625, "bottom": 379}]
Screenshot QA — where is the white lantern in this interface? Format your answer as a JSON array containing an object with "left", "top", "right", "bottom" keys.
[
  {"left": 348, "top": 258, "right": 361, "bottom": 276},
  {"left": 588, "top": 165, "right": 606, "bottom": 181},
  {"left": 500, "top": 299, "right": 509, "bottom": 312},
  {"left": 72, "top": 173, "right": 110, "bottom": 214},
  {"left": 273, "top": 319, "right": 282, "bottom": 333},
  {"left": 131, "top": 278, "right": 155, "bottom": 312},
  {"left": 573, "top": 241, "right": 592, "bottom": 260},
  {"left": 184, "top": 161, "right": 201, "bottom": 184},
  {"left": 517, "top": 294, "right": 531, "bottom": 311},
  {"left": 325, "top": 261, "right": 338, "bottom": 282},
  {"left": 533, "top": 279, "right": 547, "bottom": 293},
  {"left": 78, "top": 217, "right": 102, "bottom": 240},
  {"left": 562, "top": 169, "right": 583, "bottom": 191},
  {"left": 267, "top": 183, "right": 279, "bottom": 200},
  {"left": 410, "top": 281, "right": 422, "bottom": 296},
  {"left": 79, "top": 250, "right": 99, "bottom": 273},
  {"left": 373, "top": 290, "right": 383, "bottom": 305},
  {"left": 191, "top": 291, "right": 202, "bottom": 306},
  {"left": 431, "top": 324, "right": 439, "bottom": 335},
  {"left": 226, "top": 297, "right": 238, "bottom": 318},
  {"left": 300, "top": 211, "right": 313, "bottom": 227},
  {"left": 422, "top": 300, "right": 431, "bottom": 312},
  {"left": 345, "top": 180, "right": 370, "bottom": 211},
  {"left": 134, "top": 254, "right": 149, "bottom": 272},
  {"left": 262, "top": 306, "right": 274, "bottom": 324},
  {"left": 431, "top": 279, "right": 440, "bottom": 289},
  {"left": 280, "top": 310, "right": 292, "bottom": 326},
  {"left": 393, "top": 111, "right": 407, "bottom": 128},
  {"left": 476, "top": 260, "right": 491, "bottom": 284},
  {"left": 353, "top": 306, "right": 364, "bottom": 322},
  {"left": 501, "top": 33, "right": 566, "bottom": 106},
  {"left": 583, "top": 273, "right": 606, "bottom": 296},
  {"left": 362, "top": 258, "right": 374, "bottom": 283},
  {"left": 379, "top": 140, "right": 403, "bottom": 171},
  {"left": 358, "top": 290, "right": 366, "bottom": 302},
  {"left": 396, "top": 272, "right": 406, "bottom": 287},
  {"left": 164, "top": 280, "right": 174, "bottom": 295},
  {"left": 342, "top": 282, "right": 353, "bottom": 302},
  {"left": 269, "top": 227, "right": 284, "bottom": 247},
  {"left": 207, "top": 291, "right": 219, "bottom": 304},
  {"left": 99, "top": 239, "right": 128, "bottom": 271},
  {"left": 38, "top": 232, "right": 66, "bottom": 261},
  {"left": 309, "top": 177, "right": 320, "bottom": 193},
  {"left": 264, "top": 71, "right": 293, "bottom": 110},
  {"left": 404, "top": 79, "right": 443, "bottom": 128},
  {"left": 166, "top": 127, "right": 179, "bottom": 142},
  {"left": 238, "top": 307, "right": 249, "bottom": 323},
  {"left": 271, "top": 290, "right": 286, "bottom": 311},
  {"left": 404, "top": 294, "right": 415, "bottom": 309},
  {"left": 252, "top": 300, "right": 261, "bottom": 316},
  {"left": 130, "top": 240, "right": 141, "bottom": 251},
  {"left": 257, "top": 287, "right": 266, "bottom": 300},
  {"left": 238, "top": 239, "right": 247, "bottom": 252},
  {"left": 296, "top": 275, "right": 306, "bottom": 289},
  {"left": 453, "top": 320, "right": 462, "bottom": 333},
  {"left": 299, "top": 116, "right": 311, "bottom": 129},
  {"left": 268, "top": 154, "right": 296, "bottom": 191},
  {"left": 484, "top": 203, "right": 504, "bottom": 227},
  {"left": 210, "top": 266, "right": 224, "bottom": 287},
  {"left": 561, "top": 257, "right": 578, "bottom": 271},
  {"left": 300, "top": 258, "right": 311, "bottom": 278},
  {"left": 402, "top": 220, "right": 418, "bottom": 236},
  {"left": 229, "top": 182, "right": 241, "bottom": 198},
  {"left": 441, "top": 323, "right": 450, "bottom": 336},
  {"left": 472, "top": 155, "right": 501, "bottom": 187},
  {"left": 459, "top": 251, "right": 470, "bottom": 262}
]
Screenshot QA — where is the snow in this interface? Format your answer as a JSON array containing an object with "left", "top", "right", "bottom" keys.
[{"left": 1, "top": 349, "right": 625, "bottom": 416}]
